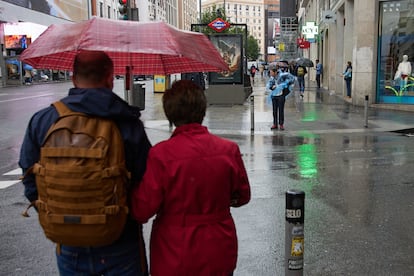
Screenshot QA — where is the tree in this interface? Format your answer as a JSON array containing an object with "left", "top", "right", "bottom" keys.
[{"left": 246, "top": 35, "right": 260, "bottom": 61}]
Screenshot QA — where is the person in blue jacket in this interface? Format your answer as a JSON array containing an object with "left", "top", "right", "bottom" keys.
[
  {"left": 266, "top": 66, "right": 295, "bottom": 130},
  {"left": 343, "top": 61, "right": 352, "bottom": 98},
  {"left": 315, "top": 59, "right": 323, "bottom": 88},
  {"left": 19, "top": 50, "right": 151, "bottom": 276}
]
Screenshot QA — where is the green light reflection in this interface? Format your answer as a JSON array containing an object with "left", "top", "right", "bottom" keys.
[{"left": 296, "top": 132, "right": 318, "bottom": 179}]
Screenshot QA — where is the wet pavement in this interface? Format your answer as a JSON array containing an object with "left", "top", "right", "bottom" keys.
[
  {"left": 1, "top": 78, "right": 414, "bottom": 275},
  {"left": 133, "top": 76, "right": 414, "bottom": 275}
]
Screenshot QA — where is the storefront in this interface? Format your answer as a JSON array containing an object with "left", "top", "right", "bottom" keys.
[
  {"left": 0, "top": 0, "right": 89, "bottom": 86},
  {"left": 377, "top": 0, "right": 414, "bottom": 104}
]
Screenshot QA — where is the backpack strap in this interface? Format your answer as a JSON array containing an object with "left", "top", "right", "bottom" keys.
[{"left": 53, "top": 101, "right": 73, "bottom": 116}]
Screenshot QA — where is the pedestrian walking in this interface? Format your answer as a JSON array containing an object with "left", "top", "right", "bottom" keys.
[
  {"left": 19, "top": 50, "right": 151, "bottom": 276},
  {"left": 250, "top": 64, "right": 257, "bottom": 84},
  {"left": 315, "top": 59, "right": 323, "bottom": 88},
  {"left": 267, "top": 66, "right": 295, "bottom": 130},
  {"left": 296, "top": 64, "right": 307, "bottom": 98},
  {"left": 343, "top": 61, "right": 353, "bottom": 98},
  {"left": 131, "top": 80, "right": 251, "bottom": 276},
  {"left": 24, "top": 69, "right": 33, "bottom": 85},
  {"left": 181, "top": 72, "right": 206, "bottom": 90}
]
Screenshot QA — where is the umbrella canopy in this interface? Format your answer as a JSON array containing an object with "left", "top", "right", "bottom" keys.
[
  {"left": 269, "top": 60, "right": 289, "bottom": 70},
  {"left": 20, "top": 17, "right": 229, "bottom": 75},
  {"left": 296, "top": 57, "right": 314, "bottom": 67}
]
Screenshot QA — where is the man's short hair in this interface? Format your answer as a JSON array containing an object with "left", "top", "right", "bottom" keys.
[
  {"left": 162, "top": 80, "right": 206, "bottom": 126},
  {"left": 73, "top": 50, "right": 114, "bottom": 84}
]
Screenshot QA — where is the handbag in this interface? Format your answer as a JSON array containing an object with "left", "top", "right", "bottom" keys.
[{"left": 282, "top": 87, "right": 291, "bottom": 96}]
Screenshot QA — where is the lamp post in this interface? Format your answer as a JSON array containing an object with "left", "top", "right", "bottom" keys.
[{"left": 199, "top": 0, "right": 202, "bottom": 23}]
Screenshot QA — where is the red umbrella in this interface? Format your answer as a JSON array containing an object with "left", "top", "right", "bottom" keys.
[{"left": 20, "top": 17, "right": 229, "bottom": 75}]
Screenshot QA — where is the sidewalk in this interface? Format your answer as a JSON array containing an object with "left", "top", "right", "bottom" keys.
[
  {"left": 205, "top": 76, "right": 414, "bottom": 135},
  {"left": 140, "top": 75, "right": 414, "bottom": 144}
]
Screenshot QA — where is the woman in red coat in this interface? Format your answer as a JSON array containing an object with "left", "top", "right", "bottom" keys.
[{"left": 131, "top": 80, "right": 251, "bottom": 276}]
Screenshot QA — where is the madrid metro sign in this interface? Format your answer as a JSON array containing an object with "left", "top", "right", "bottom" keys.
[{"left": 208, "top": 18, "right": 230, "bottom": 32}]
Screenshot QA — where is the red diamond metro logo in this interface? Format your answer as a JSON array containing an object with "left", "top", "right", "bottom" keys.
[{"left": 208, "top": 18, "right": 230, "bottom": 32}]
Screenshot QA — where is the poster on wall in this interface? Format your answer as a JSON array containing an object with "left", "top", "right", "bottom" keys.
[
  {"left": 3, "top": 0, "right": 88, "bottom": 21},
  {"left": 4, "top": 35, "right": 31, "bottom": 49},
  {"left": 208, "top": 34, "right": 243, "bottom": 85},
  {"left": 273, "top": 18, "right": 281, "bottom": 39}
]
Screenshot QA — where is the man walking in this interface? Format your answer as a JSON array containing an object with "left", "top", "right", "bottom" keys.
[
  {"left": 19, "top": 50, "right": 151, "bottom": 275},
  {"left": 296, "top": 64, "right": 307, "bottom": 98}
]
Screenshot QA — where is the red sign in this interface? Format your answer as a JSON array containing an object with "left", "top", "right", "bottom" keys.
[
  {"left": 297, "top": 37, "right": 310, "bottom": 49},
  {"left": 208, "top": 18, "right": 230, "bottom": 32},
  {"left": 299, "top": 41, "right": 310, "bottom": 49}
]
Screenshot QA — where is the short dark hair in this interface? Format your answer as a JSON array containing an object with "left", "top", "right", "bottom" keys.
[
  {"left": 73, "top": 50, "right": 113, "bottom": 84},
  {"left": 162, "top": 80, "right": 206, "bottom": 127}
]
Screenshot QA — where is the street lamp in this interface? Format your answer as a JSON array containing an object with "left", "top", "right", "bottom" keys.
[{"left": 199, "top": 0, "right": 201, "bottom": 23}]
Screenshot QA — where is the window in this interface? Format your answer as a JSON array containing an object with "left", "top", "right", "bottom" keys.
[
  {"left": 99, "top": 2, "right": 103, "bottom": 17},
  {"left": 377, "top": 0, "right": 414, "bottom": 104}
]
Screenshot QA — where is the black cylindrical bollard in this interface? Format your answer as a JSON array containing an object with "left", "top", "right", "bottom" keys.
[
  {"left": 285, "top": 190, "right": 305, "bottom": 275},
  {"left": 250, "top": 95, "right": 255, "bottom": 131},
  {"left": 364, "top": 95, "right": 369, "bottom": 128}
]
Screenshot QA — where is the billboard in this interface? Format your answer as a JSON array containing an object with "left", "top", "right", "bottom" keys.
[
  {"left": 273, "top": 18, "right": 281, "bottom": 38},
  {"left": 208, "top": 34, "right": 243, "bottom": 85},
  {"left": 4, "top": 35, "right": 31, "bottom": 49},
  {"left": 3, "top": 0, "right": 88, "bottom": 21}
]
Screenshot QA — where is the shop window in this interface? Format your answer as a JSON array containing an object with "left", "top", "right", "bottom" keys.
[{"left": 377, "top": 0, "right": 414, "bottom": 104}]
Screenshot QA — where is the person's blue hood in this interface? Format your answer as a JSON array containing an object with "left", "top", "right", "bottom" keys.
[{"left": 60, "top": 87, "right": 141, "bottom": 121}]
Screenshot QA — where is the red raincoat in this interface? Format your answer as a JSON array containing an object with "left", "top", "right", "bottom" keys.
[{"left": 132, "top": 123, "right": 250, "bottom": 276}]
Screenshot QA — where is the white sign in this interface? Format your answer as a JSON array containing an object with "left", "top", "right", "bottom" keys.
[{"left": 302, "top": 22, "right": 318, "bottom": 39}]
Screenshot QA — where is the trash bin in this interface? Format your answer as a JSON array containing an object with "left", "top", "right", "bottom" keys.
[{"left": 129, "top": 82, "right": 145, "bottom": 110}]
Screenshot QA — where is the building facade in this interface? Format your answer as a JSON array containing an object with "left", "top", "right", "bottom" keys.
[
  {"left": 299, "top": 0, "right": 414, "bottom": 109},
  {"left": 202, "top": 0, "right": 267, "bottom": 60}
]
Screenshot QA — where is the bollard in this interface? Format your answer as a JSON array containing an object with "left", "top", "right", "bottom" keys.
[
  {"left": 285, "top": 189, "right": 305, "bottom": 276},
  {"left": 364, "top": 95, "right": 369, "bottom": 128},
  {"left": 124, "top": 66, "right": 132, "bottom": 102},
  {"left": 250, "top": 95, "right": 254, "bottom": 131}
]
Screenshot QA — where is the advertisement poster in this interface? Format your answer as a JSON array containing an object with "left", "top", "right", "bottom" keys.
[
  {"left": 4, "top": 35, "right": 31, "bottom": 49},
  {"left": 208, "top": 34, "right": 243, "bottom": 85},
  {"left": 273, "top": 18, "right": 281, "bottom": 38}
]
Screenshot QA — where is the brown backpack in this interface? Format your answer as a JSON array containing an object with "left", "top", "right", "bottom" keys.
[{"left": 23, "top": 101, "right": 130, "bottom": 247}]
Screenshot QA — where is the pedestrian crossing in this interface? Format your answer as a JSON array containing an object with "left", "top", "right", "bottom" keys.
[{"left": 0, "top": 168, "right": 22, "bottom": 189}]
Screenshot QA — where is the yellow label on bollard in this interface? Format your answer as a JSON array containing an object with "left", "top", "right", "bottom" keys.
[{"left": 291, "top": 237, "right": 304, "bottom": 256}]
